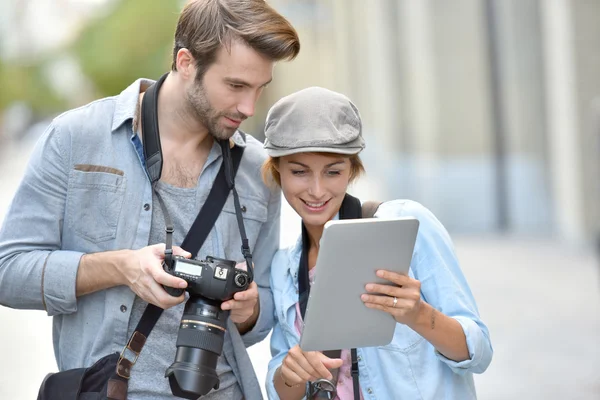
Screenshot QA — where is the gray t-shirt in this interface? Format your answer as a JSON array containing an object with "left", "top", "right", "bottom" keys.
[{"left": 127, "top": 181, "right": 243, "bottom": 399}]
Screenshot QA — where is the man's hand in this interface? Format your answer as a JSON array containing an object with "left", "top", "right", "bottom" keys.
[
  {"left": 220, "top": 261, "right": 260, "bottom": 332},
  {"left": 222, "top": 281, "right": 259, "bottom": 325},
  {"left": 123, "top": 243, "right": 191, "bottom": 309}
]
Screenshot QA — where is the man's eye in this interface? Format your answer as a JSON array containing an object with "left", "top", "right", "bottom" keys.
[{"left": 229, "top": 83, "right": 243, "bottom": 89}]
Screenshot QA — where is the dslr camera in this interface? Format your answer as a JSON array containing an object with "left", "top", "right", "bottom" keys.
[{"left": 162, "top": 255, "right": 251, "bottom": 399}]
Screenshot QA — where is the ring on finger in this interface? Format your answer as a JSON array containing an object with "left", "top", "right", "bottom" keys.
[{"left": 392, "top": 296, "right": 398, "bottom": 308}]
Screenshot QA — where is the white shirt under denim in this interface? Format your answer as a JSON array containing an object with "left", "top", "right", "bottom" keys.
[
  {"left": 267, "top": 200, "right": 493, "bottom": 399},
  {"left": 0, "top": 78, "right": 281, "bottom": 399}
]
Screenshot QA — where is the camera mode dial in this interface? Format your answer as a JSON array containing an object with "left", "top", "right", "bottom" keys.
[{"left": 234, "top": 273, "right": 248, "bottom": 288}]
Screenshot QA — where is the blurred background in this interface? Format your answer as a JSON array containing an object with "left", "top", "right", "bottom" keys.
[{"left": 0, "top": 0, "right": 599, "bottom": 399}]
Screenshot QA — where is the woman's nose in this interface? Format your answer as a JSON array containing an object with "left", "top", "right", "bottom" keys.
[{"left": 307, "top": 177, "right": 325, "bottom": 197}]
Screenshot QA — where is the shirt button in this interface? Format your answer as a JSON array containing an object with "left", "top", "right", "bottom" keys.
[
  {"left": 357, "top": 356, "right": 362, "bottom": 362},
  {"left": 143, "top": 203, "right": 150, "bottom": 211},
  {"left": 241, "top": 205, "right": 247, "bottom": 213},
  {"left": 367, "top": 388, "right": 373, "bottom": 394},
  {"left": 120, "top": 305, "right": 127, "bottom": 313}
]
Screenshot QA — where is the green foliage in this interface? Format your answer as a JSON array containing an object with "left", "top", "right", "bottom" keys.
[
  {"left": 0, "top": 0, "right": 182, "bottom": 116},
  {"left": 73, "top": 0, "right": 181, "bottom": 97},
  {"left": 0, "top": 61, "right": 65, "bottom": 114}
]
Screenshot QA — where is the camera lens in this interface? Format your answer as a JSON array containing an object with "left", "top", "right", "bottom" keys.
[
  {"left": 165, "top": 297, "right": 229, "bottom": 399},
  {"left": 234, "top": 272, "right": 248, "bottom": 288}
]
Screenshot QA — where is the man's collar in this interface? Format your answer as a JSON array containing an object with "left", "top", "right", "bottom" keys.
[
  {"left": 229, "top": 131, "right": 247, "bottom": 148},
  {"left": 112, "top": 78, "right": 154, "bottom": 133}
]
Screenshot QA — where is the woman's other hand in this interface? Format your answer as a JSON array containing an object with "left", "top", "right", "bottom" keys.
[
  {"left": 279, "top": 345, "right": 343, "bottom": 387},
  {"left": 361, "top": 269, "right": 423, "bottom": 327}
]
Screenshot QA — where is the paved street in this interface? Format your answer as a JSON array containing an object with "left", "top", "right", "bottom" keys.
[{"left": 0, "top": 138, "right": 599, "bottom": 399}]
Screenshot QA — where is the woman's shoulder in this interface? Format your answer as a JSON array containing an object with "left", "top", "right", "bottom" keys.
[
  {"left": 375, "top": 199, "right": 443, "bottom": 226},
  {"left": 375, "top": 199, "right": 453, "bottom": 253}
]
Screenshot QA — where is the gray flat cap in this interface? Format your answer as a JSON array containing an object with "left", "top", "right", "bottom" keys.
[{"left": 264, "top": 87, "right": 365, "bottom": 157}]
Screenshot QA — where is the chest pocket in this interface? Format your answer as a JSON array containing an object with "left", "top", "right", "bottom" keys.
[
  {"left": 220, "top": 194, "right": 268, "bottom": 255},
  {"left": 66, "top": 167, "right": 126, "bottom": 242}
]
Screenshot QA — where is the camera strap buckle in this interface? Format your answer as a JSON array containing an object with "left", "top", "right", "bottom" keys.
[
  {"left": 164, "top": 247, "right": 173, "bottom": 266},
  {"left": 116, "top": 331, "right": 147, "bottom": 379},
  {"left": 306, "top": 378, "right": 337, "bottom": 399}
]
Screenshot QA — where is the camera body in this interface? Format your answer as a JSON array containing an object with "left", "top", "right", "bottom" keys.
[
  {"left": 163, "top": 255, "right": 250, "bottom": 299},
  {"left": 162, "top": 255, "right": 252, "bottom": 398}
]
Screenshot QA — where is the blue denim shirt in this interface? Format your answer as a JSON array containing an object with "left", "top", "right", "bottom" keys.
[
  {"left": 0, "top": 79, "right": 281, "bottom": 398},
  {"left": 267, "top": 200, "right": 493, "bottom": 399}
]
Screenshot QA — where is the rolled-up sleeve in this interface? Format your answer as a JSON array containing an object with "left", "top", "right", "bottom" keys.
[
  {"left": 435, "top": 315, "right": 493, "bottom": 374},
  {"left": 240, "top": 186, "right": 281, "bottom": 347},
  {"left": 0, "top": 122, "right": 83, "bottom": 316},
  {"left": 379, "top": 200, "right": 494, "bottom": 375}
]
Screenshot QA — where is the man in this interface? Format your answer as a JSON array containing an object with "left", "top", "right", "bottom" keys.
[{"left": 0, "top": 0, "right": 299, "bottom": 398}]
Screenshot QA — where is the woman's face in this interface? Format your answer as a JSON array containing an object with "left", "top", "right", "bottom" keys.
[{"left": 278, "top": 152, "right": 352, "bottom": 229}]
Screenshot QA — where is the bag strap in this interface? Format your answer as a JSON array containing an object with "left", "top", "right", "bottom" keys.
[
  {"left": 302, "top": 194, "right": 383, "bottom": 399},
  {"left": 362, "top": 200, "right": 383, "bottom": 218},
  {"left": 111, "top": 73, "right": 247, "bottom": 386}
]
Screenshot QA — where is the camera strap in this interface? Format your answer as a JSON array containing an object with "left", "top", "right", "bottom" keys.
[
  {"left": 299, "top": 194, "right": 382, "bottom": 400},
  {"left": 141, "top": 72, "right": 252, "bottom": 273},
  {"left": 112, "top": 73, "right": 250, "bottom": 386}
]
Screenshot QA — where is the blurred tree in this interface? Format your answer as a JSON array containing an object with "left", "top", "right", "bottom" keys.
[
  {"left": 0, "top": 60, "right": 66, "bottom": 114},
  {"left": 73, "top": 0, "right": 181, "bottom": 97}
]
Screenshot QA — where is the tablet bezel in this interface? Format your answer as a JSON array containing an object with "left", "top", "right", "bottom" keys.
[{"left": 299, "top": 217, "right": 419, "bottom": 352}]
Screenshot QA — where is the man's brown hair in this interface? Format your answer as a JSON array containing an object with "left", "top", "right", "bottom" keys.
[{"left": 172, "top": 0, "right": 300, "bottom": 79}]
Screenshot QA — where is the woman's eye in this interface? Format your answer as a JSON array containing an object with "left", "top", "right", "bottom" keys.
[
  {"left": 291, "top": 170, "right": 306, "bottom": 176},
  {"left": 326, "top": 170, "right": 341, "bottom": 176}
]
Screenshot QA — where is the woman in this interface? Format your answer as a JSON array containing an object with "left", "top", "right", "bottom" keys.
[{"left": 262, "top": 87, "right": 493, "bottom": 399}]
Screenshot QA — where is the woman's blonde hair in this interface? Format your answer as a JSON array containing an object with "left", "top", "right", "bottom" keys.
[{"left": 261, "top": 153, "right": 365, "bottom": 188}]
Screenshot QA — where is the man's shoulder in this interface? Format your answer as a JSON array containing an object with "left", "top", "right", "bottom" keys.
[
  {"left": 52, "top": 96, "right": 119, "bottom": 136},
  {"left": 51, "top": 78, "right": 144, "bottom": 137}
]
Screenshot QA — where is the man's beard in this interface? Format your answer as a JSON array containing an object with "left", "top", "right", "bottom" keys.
[{"left": 186, "top": 80, "right": 246, "bottom": 140}]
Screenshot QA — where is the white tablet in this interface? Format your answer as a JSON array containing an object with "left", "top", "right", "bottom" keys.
[{"left": 299, "top": 217, "right": 419, "bottom": 352}]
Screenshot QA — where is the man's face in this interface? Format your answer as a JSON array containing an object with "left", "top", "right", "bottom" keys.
[{"left": 185, "top": 40, "right": 274, "bottom": 140}]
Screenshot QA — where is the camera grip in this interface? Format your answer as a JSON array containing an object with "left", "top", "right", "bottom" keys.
[
  {"left": 162, "top": 260, "right": 184, "bottom": 297},
  {"left": 163, "top": 285, "right": 185, "bottom": 297}
]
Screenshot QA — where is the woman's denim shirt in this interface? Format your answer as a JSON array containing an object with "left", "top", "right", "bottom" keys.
[
  {"left": 0, "top": 79, "right": 281, "bottom": 398},
  {"left": 267, "top": 200, "right": 493, "bottom": 399}
]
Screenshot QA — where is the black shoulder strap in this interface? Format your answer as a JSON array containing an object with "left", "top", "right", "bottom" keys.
[
  {"left": 299, "top": 193, "right": 362, "bottom": 319},
  {"left": 302, "top": 195, "right": 383, "bottom": 399},
  {"left": 180, "top": 140, "right": 244, "bottom": 256},
  {"left": 300, "top": 193, "right": 364, "bottom": 399},
  {"left": 141, "top": 73, "right": 166, "bottom": 185},
  {"left": 113, "top": 73, "right": 247, "bottom": 385}
]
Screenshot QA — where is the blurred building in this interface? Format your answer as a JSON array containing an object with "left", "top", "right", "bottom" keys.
[
  {"left": 249, "top": 0, "right": 600, "bottom": 247},
  {"left": 0, "top": 0, "right": 598, "bottom": 247}
]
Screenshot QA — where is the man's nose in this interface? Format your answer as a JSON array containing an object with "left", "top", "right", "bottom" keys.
[{"left": 237, "top": 94, "right": 256, "bottom": 118}]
